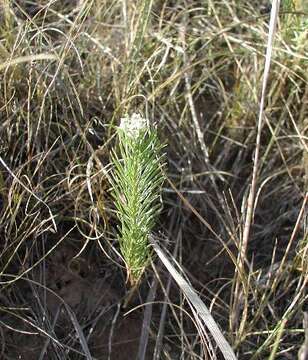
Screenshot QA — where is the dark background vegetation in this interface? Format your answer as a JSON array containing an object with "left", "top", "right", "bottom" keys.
[{"left": 0, "top": 0, "right": 307, "bottom": 359}]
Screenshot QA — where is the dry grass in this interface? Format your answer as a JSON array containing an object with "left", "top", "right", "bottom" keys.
[{"left": 0, "top": 0, "right": 307, "bottom": 359}]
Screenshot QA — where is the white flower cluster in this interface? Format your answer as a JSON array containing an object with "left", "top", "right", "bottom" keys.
[{"left": 119, "top": 113, "right": 149, "bottom": 137}]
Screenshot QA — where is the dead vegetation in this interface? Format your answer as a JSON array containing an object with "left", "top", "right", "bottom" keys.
[{"left": 0, "top": 0, "right": 307, "bottom": 359}]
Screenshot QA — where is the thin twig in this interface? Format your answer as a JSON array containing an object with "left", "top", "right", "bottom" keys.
[{"left": 232, "top": 0, "right": 281, "bottom": 335}]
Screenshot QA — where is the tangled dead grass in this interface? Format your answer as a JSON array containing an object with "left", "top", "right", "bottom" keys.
[{"left": 0, "top": 0, "right": 307, "bottom": 359}]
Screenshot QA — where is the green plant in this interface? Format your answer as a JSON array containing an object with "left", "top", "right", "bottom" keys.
[{"left": 111, "top": 113, "right": 165, "bottom": 284}]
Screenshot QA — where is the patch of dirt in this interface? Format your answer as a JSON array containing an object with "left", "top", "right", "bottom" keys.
[
  {"left": 92, "top": 311, "right": 154, "bottom": 360},
  {"left": 2, "top": 242, "right": 154, "bottom": 359}
]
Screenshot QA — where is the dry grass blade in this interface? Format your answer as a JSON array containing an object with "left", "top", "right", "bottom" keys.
[
  {"left": 233, "top": 0, "right": 281, "bottom": 334},
  {"left": 0, "top": 53, "right": 57, "bottom": 72},
  {"left": 137, "top": 278, "right": 157, "bottom": 360},
  {"left": 298, "top": 313, "right": 308, "bottom": 360},
  {"left": 64, "top": 304, "right": 93, "bottom": 360},
  {"left": 150, "top": 235, "right": 237, "bottom": 360},
  {"left": 0, "top": 156, "right": 57, "bottom": 233},
  {"left": 241, "top": 0, "right": 281, "bottom": 253},
  {"left": 0, "top": 0, "right": 306, "bottom": 358}
]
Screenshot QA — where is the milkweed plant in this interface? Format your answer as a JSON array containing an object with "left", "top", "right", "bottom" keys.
[{"left": 111, "top": 113, "right": 165, "bottom": 285}]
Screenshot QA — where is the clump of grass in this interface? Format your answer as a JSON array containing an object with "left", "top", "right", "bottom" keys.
[
  {"left": 0, "top": 0, "right": 307, "bottom": 358},
  {"left": 111, "top": 113, "right": 165, "bottom": 284}
]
